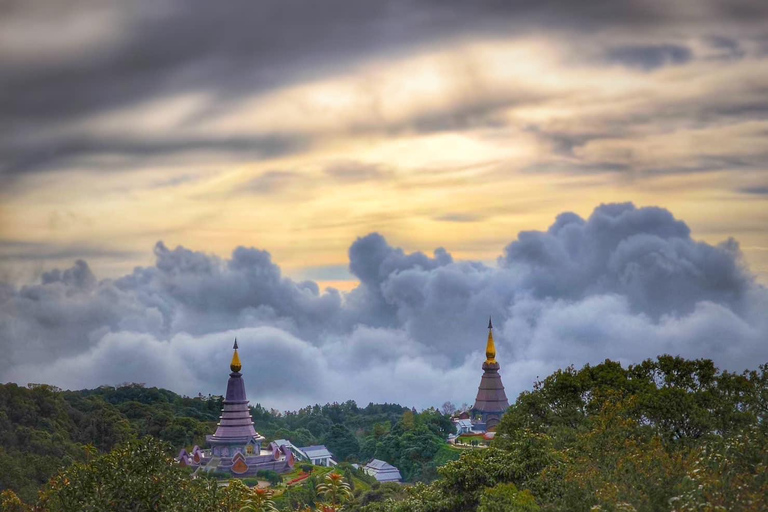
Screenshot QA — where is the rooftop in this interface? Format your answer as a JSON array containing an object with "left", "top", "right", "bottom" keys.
[
  {"left": 300, "top": 445, "right": 333, "bottom": 458},
  {"left": 364, "top": 459, "right": 402, "bottom": 482}
]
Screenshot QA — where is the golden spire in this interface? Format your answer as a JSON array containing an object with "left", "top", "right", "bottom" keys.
[
  {"left": 485, "top": 317, "right": 497, "bottom": 364},
  {"left": 230, "top": 338, "right": 242, "bottom": 372}
]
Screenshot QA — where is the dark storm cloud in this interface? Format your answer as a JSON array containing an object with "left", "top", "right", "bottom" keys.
[
  {"left": 1, "top": 204, "right": 766, "bottom": 407},
  {"left": 3, "top": 0, "right": 768, "bottom": 180}
]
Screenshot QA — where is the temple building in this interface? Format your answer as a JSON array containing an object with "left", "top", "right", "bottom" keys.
[
  {"left": 177, "top": 340, "right": 295, "bottom": 477},
  {"left": 364, "top": 459, "right": 403, "bottom": 483},
  {"left": 471, "top": 318, "right": 510, "bottom": 430}
]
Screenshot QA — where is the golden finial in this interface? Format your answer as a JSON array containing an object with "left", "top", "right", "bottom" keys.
[
  {"left": 230, "top": 338, "right": 242, "bottom": 372},
  {"left": 485, "top": 317, "right": 497, "bottom": 364}
]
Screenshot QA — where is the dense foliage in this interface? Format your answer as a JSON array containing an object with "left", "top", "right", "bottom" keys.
[
  {"left": 360, "top": 356, "right": 768, "bottom": 512},
  {"left": 358, "top": 409, "right": 456, "bottom": 482},
  {"left": 0, "top": 383, "right": 222, "bottom": 502},
  {"left": 2, "top": 356, "right": 765, "bottom": 511},
  {"left": 0, "top": 382, "right": 448, "bottom": 503}
]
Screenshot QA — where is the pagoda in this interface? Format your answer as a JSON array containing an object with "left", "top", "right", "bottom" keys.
[
  {"left": 178, "top": 340, "right": 294, "bottom": 476},
  {"left": 471, "top": 318, "right": 510, "bottom": 430},
  {"left": 207, "top": 339, "right": 266, "bottom": 456}
]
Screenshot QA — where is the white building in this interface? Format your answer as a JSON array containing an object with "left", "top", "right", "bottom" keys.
[
  {"left": 455, "top": 419, "right": 474, "bottom": 434},
  {"left": 364, "top": 459, "right": 402, "bottom": 483},
  {"left": 299, "top": 445, "right": 335, "bottom": 467}
]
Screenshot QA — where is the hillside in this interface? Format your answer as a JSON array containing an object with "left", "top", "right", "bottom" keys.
[
  {"left": 1, "top": 355, "right": 766, "bottom": 511},
  {"left": 0, "top": 381, "right": 447, "bottom": 503}
]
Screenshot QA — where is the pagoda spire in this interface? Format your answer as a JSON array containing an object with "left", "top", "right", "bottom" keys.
[
  {"left": 472, "top": 316, "right": 509, "bottom": 429},
  {"left": 208, "top": 337, "right": 265, "bottom": 454},
  {"left": 485, "top": 317, "right": 497, "bottom": 365},
  {"left": 230, "top": 338, "right": 242, "bottom": 373}
]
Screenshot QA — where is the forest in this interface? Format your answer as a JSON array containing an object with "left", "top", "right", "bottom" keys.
[
  {"left": 1, "top": 355, "right": 766, "bottom": 511},
  {"left": 0, "top": 375, "right": 455, "bottom": 506}
]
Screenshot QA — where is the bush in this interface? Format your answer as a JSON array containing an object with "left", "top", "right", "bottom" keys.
[
  {"left": 204, "top": 470, "right": 232, "bottom": 480},
  {"left": 256, "top": 469, "right": 282, "bottom": 485}
]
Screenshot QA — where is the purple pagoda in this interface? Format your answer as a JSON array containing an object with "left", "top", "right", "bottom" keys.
[
  {"left": 206, "top": 339, "right": 266, "bottom": 456},
  {"left": 177, "top": 340, "right": 294, "bottom": 477},
  {"left": 471, "top": 318, "right": 510, "bottom": 430}
]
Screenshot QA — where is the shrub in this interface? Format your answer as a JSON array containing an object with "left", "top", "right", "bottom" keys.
[{"left": 256, "top": 470, "right": 282, "bottom": 485}]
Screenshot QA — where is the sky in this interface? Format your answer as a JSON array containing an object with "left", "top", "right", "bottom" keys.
[{"left": 1, "top": 0, "right": 767, "bottom": 411}]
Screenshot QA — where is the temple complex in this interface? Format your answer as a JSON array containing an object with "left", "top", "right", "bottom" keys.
[
  {"left": 471, "top": 318, "right": 510, "bottom": 430},
  {"left": 177, "top": 340, "right": 294, "bottom": 476}
]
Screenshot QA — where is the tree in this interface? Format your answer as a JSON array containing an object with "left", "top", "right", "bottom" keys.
[
  {"left": 325, "top": 424, "right": 360, "bottom": 462},
  {"left": 669, "top": 425, "right": 768, "bottom": 512},
  {"left": 478, "top": 483, "right": 540, "bottom": 512},
  {"left": 0, "top": 490, "right": 29, "bottom": 512},
  {"left": 441, "top": 402, "right": 456, "bottom": 416},
  {"left": 36, "top": 437, "right": 230, "bottom": 511},
  {"left": 401, "top": 411, "right": 415, "bottom": 431},
  {"left": 316, "top": 473, "right": 353, "bottom": 508}
]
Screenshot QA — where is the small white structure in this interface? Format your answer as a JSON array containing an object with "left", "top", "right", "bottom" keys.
[
  {"left": 455, "top": 419, "right": 474, "bottom": 434},
  {"left": 300, "top": 445, "right": 335, "bottom": 467},
  {"left": 364, "top": 459, "right": 402, "bottom": 483}
]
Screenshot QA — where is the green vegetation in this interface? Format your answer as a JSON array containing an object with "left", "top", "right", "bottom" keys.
[
  {"left": 358, "top": 408, "right": 454, "bottom": 482},
  {"left": 0, "top": 383, "right": 220, "bottom": 503},
  {"left": 0, "top": 383, "right": 450, "bottom": 506},
  {"left": 2, "top": 355, "right": 765, "bottom": 511},
  {"left": 356, "top": 356, "right": 768, "bottom": 512},
  {"left": 255, "top": 470, "right": 282, "bottom": 486},
  {"left": 1, "top": 437, "right": 266, "bottom": 511}
]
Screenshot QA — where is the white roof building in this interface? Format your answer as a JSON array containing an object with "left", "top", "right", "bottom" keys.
[
  {"left": 299, "top": 445, "right": 335, "bottom": 466},
  {"left": 456, "top": 419, "right": 474, "bottom": 433},
  {"left": 364, "top": 459, "right": 402, "bottom": 483}
]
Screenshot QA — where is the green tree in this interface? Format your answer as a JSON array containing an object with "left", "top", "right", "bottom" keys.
[
  {"left": 325, "top": 424, "right": 360, "bottom": 462},
  {"left": 478, "top": 483, "right": 539, "bottom": 512},
  {"left": 37, "top": 437, "right": 225, "bottom": 511}
]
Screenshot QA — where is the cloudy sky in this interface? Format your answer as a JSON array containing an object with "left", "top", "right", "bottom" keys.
[{"left": 1, "top": 1, "right": 767, "bottom": 410}]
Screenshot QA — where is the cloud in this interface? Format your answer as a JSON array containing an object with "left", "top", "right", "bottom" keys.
[
  {"left": 738, "top": 186, "right": 768, "bottom": 195},
  {"left": 605, "top": 44, "right": 693, "bottom": 70},
  {"left": 1, "top": 134, "right": 306, "bottom": 176},
  {"left": 500, "top": 204, "right": 752, "bottom": 317},
  {"left": 0, "top": 240, "right": 140, "bottom": 262},
  {"left": 242, "top": 171, "right": 302, "bottom": 195},
  {"left": 3, "top": 0, "right": 768, "bottom": 184},
  {"left": 1, "top": 203, "right": 766, "bottom": 410},
  {"left": 323, "top": 162, "right": 393, "bottom": 183},
  {"left": 433, "top": 213, "right": 486, "bottom": 223}
]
